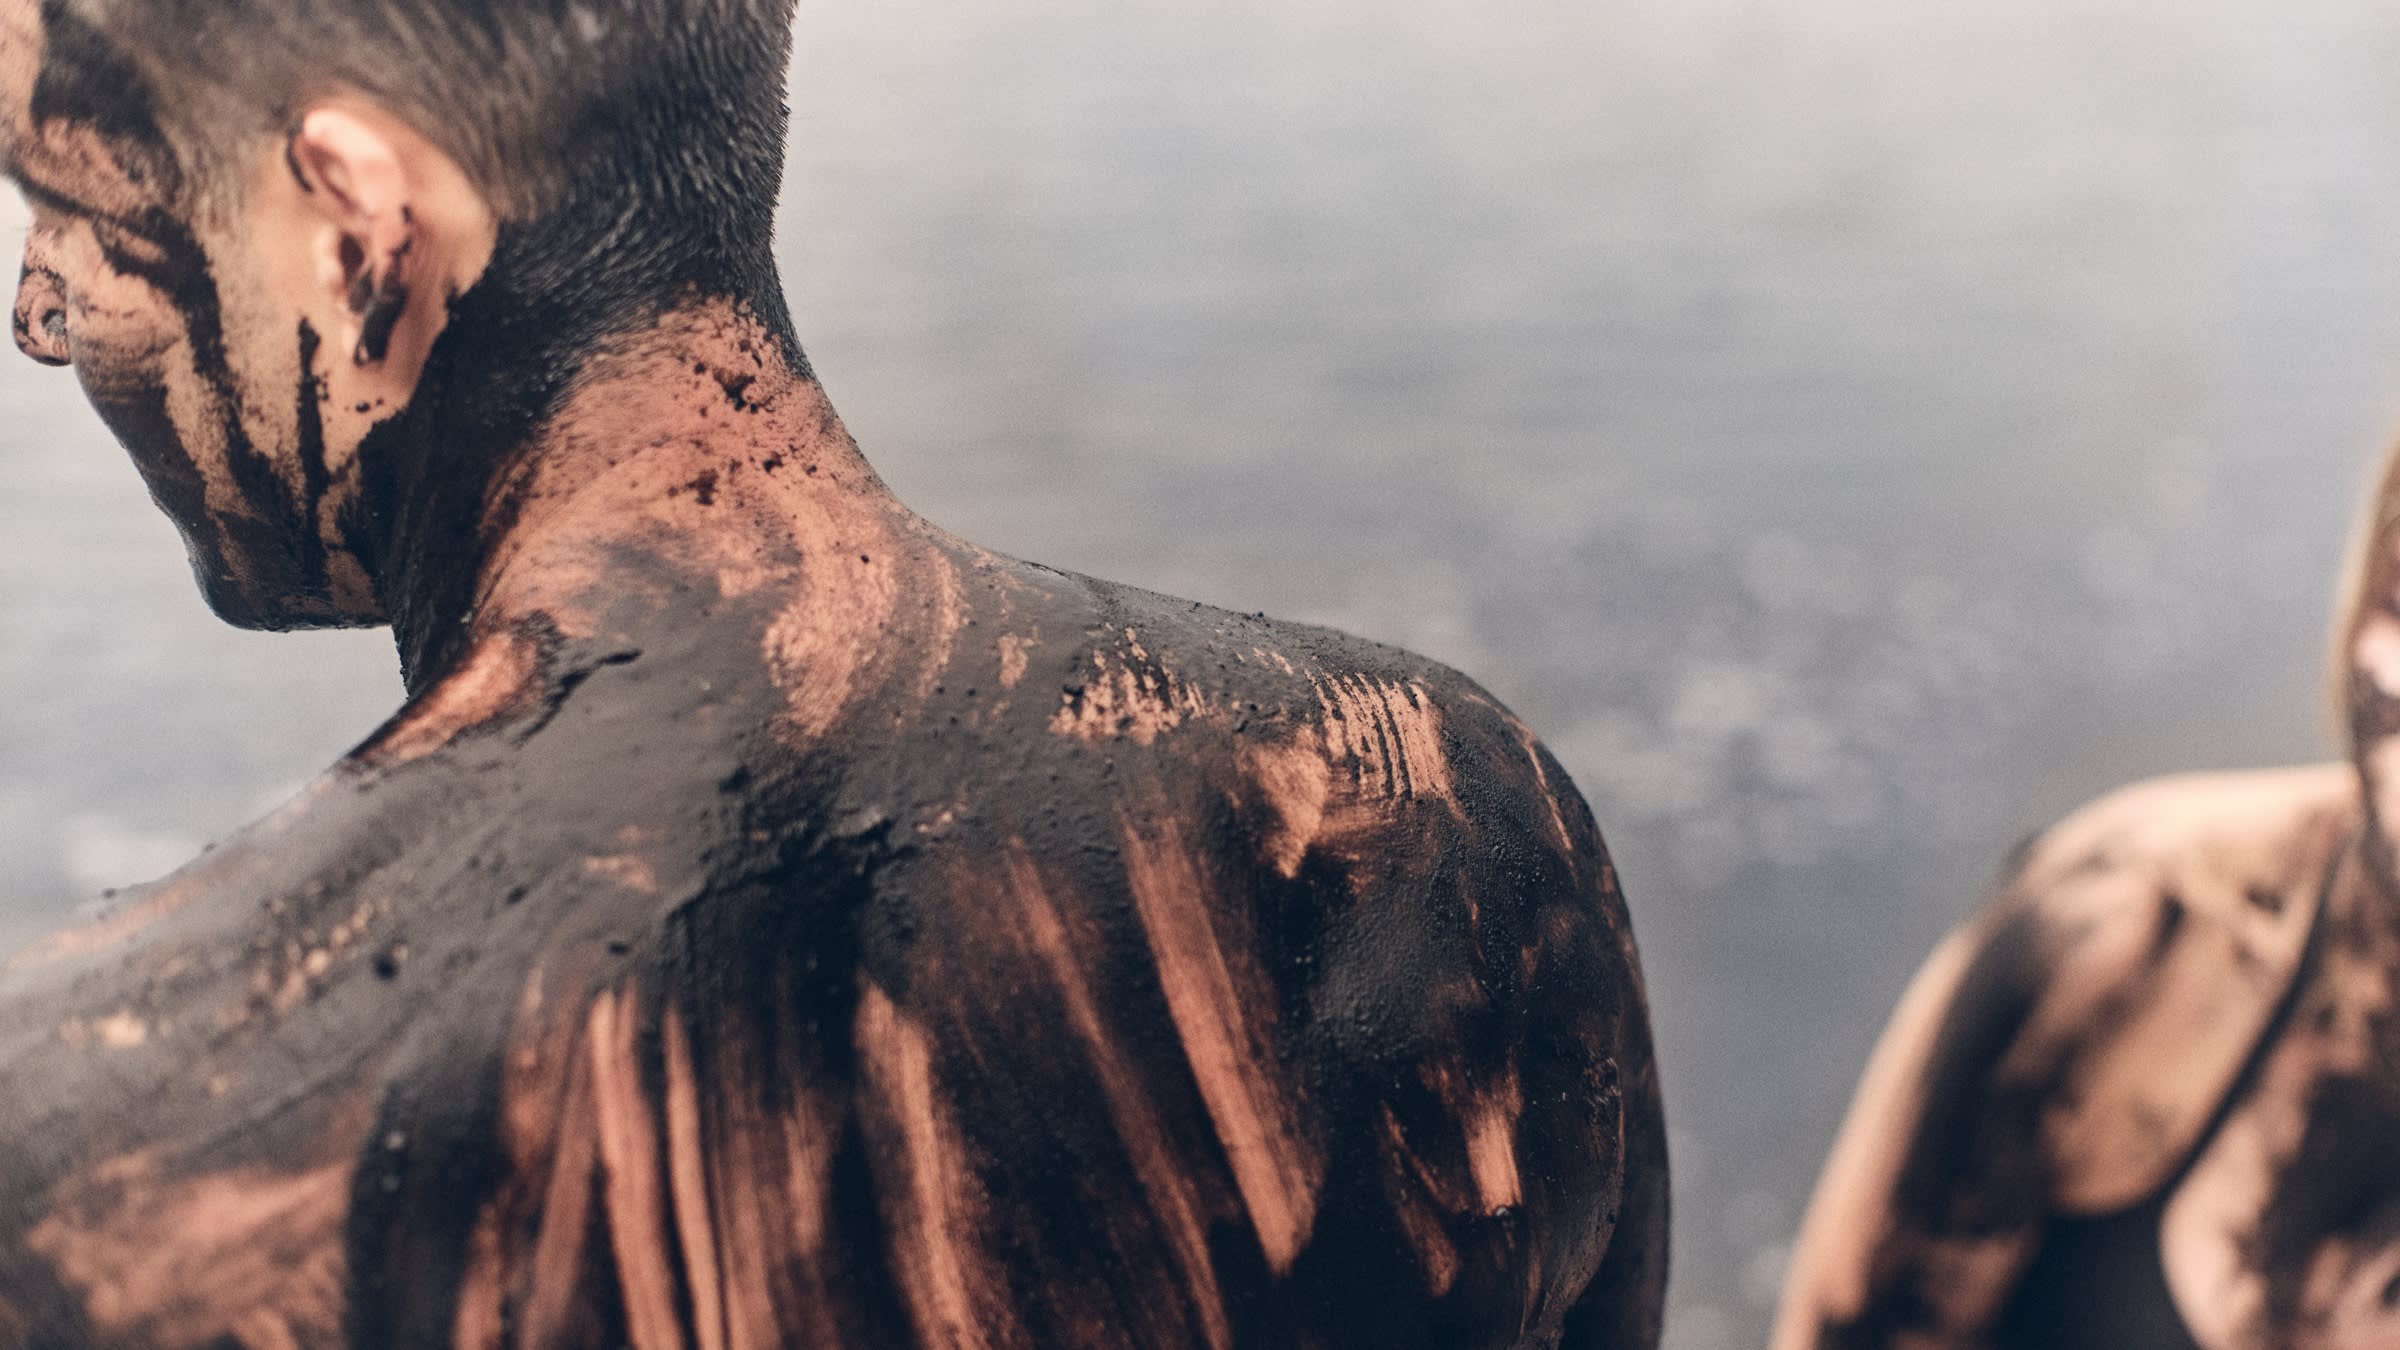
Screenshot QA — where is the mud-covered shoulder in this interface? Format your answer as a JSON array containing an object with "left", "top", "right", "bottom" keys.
[
  {"left": 1949, "top": 762, "right": 2353, "bottom": 1211},
  {"left": 1018, "top": 568, "right": 1617, "bottom": 887},
  {"left": 1777, "top": 764, "right": 2355, "bottom": 1348},
  {"left": 0, "top": 641, "right": 703, "bottom": 1348},
  {"left": 0, "top": 545, "right": 1668, "bottom": 1347},
  {"left": 0, "top": 752, "right": 492, "bottom": 1348},
  {"left": 857, "top": 564, "right": 1665, "bottom": 1344}
]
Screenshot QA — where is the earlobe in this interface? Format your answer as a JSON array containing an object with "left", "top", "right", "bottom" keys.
[{"left": 351, "top": 252, "right": 410, "bottom": 366}]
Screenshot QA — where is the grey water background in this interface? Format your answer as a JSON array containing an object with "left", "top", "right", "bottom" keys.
[{"left": 5, "top": 0, "right": 2400, "bottom": 1342}]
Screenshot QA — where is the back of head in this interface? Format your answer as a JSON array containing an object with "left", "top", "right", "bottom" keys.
[
  {"left": 49, "top": 0, "right": 800, "bottom": 299},
  {"left": 5, "top": 0, "right": 811, "bottom": 651}
]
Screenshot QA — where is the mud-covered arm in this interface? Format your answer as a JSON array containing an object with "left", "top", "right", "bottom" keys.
[
  {"left": 1560, "top": 1010, "right": 1669, "bottom": 1349},
  {"left": 1770, "top": 907, "right": 2050, "bottom": 1348},
  {"left": 1772, "top": 766, "right": 2351, "bottom": 1349}
]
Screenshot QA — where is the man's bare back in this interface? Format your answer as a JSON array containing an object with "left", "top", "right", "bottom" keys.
[{"left": 0, "top": 1, "right": 1665, "bottom": 1342}]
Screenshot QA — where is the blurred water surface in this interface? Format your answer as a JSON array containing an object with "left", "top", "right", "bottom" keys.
[{"left": 7, "top": 1, "right": 2400, "bottom": 1343}]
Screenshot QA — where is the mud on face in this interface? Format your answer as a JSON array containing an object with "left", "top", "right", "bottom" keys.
[{"left": 1, "top": 0, "right": 379, "bottom": 628}]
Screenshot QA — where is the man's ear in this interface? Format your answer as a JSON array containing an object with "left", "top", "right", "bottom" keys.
[
  {"left": 282, "top": 106, "right": 491, "bottom": 376},
  {"left": 288, "top": 109, "right": 420, "bottom": 366}
]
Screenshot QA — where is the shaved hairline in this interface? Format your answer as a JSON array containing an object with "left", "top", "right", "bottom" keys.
[{"left": 39, "top": 0, "right": 800, "bottom": 237}]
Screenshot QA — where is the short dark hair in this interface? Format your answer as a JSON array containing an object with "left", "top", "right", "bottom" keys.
[{"left": 47, "top": 0, "right": 800, "bottom": 287}]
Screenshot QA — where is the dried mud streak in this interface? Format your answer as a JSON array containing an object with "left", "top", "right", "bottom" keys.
[
  {"left": 995, "top": 848, "right": 1235, "bottom": 1350},
  {"left": 1122, "top": 816, "right": 1324, "bottom": 1275},
  {"left": 28, "top": 1153, "right": 352, "bottom": 1347},
  {"left": 587, "top": 987, "right": 686, "bottom": 1350},
  {"left": 856, "top": 983, "right": 1003, "bottom": 1350}
]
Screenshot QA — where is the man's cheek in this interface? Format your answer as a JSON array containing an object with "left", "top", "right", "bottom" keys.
[
  {"left": 83, "top": 373, "right": 203, "bottom": 496},
  {"left": 71, "top": 325, "right": 216, "bottom": 503}
]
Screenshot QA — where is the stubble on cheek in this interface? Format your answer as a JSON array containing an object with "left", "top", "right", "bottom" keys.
[
  {"left": 83, "top": 216, "right": 361, "bottom": 629},
  {"left": 70, "top": 286, "right": 258, "bottom": 596},
  {"left": 77, "top": 330, "right": 216, "bottom": 545}
]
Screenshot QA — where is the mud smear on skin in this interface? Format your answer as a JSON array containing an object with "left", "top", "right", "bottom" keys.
[
  {"left": 1787, "top": 753, "right": 2365, "bottom": 1348},
  {"left": 347, "top": 191, "right": 808, "bottom": 688},
  {"left": 1807, "top": 944, "right": 2053, "bottom": 1350},
  {"left": 0, "top": 375, "right": 1663, "bottom": 1345},
  {"left": 1813, "top": 871, "right": 2221, "bottom": 1346},
  {"left": 289, "top": 318, "right": 333, "bottom": 588},
  {"left": 2250, "top": 1073, "right": 2400, "bottom": 1327},
  {"left": 0, "top": 16, "right": 1663, "bottom": 1344},
  {"left": 27, "top": 0, "right": 178, "bottom": 202},
  {"left": 95, "top": 207, "right": 335, "bottom": 627},
  {"left": 22, "top": 8, "right": 344, "bottom": 628}
]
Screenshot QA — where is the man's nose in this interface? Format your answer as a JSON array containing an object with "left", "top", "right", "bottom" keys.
[{"left": 13, "top": 241, "right": 69, "bottom": 367}]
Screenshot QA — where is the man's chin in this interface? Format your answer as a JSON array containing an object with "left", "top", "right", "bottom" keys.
[{"left": 189, "top": 563, "right": 381, "bottom": 634}]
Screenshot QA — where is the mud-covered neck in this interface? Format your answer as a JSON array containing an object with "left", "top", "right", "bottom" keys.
[{"left": 359, "top": 278, "right": 897, "bottom": 696}]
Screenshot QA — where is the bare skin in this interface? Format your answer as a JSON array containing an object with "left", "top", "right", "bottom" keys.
[
  {"left": 0, "top": 3, "right": 1665, "bottom": 1346},
  {"left": 1775, "top": 444, "right": 2400, "bottom": 1349}
]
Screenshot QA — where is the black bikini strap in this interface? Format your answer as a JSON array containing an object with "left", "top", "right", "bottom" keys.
[{"left": 2162, "top": 828, "right": 2348, "bottom": 1193}]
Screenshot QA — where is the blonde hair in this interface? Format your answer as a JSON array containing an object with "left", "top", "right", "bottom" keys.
[{"left": 2329, "top": 435, "right": 2400, "bottom": 739}]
